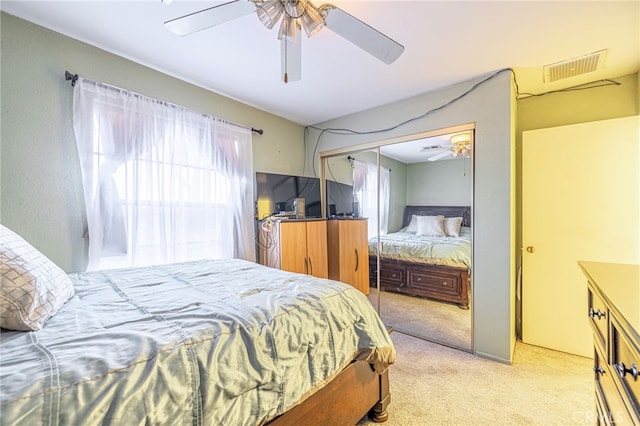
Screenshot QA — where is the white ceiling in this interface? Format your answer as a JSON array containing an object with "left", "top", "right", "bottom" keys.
[
  {"left": 379, "top": 132, "right": 457, "bottom": 163},
  {"left": 1, "top": 0, "right": 638, "bottom": 128}
]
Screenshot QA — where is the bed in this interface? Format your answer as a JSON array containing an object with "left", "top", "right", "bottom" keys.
[
  {"left": 0, "top": 225, "right": 395, "bottom": 425},
  {"left": 368, "top": 205, "right": 471, "bottom": 309}
]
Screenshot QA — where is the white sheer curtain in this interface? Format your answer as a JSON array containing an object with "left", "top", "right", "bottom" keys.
[
  {"left": 73, "top": 78, "right": 254, "bottom": 271},
  {"left": 352, "top": 159, "right": 390, "bottom": 239}
]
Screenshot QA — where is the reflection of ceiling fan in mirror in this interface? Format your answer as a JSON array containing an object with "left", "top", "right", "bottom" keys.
[
  {"left": 421, "top": 132, "right": 472, "bottom": 162},
  {"left": 163, "top": 0, "right": 405, "bottom": 83}
]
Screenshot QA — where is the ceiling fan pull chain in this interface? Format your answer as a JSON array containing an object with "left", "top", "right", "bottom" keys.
[{"left": 284, "top": 39, "right": 289, "bottom": 84}]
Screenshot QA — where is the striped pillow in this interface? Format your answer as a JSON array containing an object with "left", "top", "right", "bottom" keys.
[{"left": 0, "top": 224, "right": 75, "bottom": 331}]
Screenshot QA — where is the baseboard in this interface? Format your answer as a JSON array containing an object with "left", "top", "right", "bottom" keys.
[{"left": 474, "top": 350, "right": 512, "bottom": 365}]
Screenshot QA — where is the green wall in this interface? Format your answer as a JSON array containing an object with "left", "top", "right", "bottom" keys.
[
  {"left": 406, "top": 159, "right": 472, "bottom": 208},
  {"left": 0, "top": 13, "right": 305, "bottom": 272},
  {"left": 380, "top": 154, "right": 408, "bottom": 233},
  {"left": 517, "top": 73, "right": 638, "bottom": 131}
]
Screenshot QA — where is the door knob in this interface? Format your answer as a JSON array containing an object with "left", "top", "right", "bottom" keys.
[{"left": 526, "top": 246, "right": 535, "bottom": 253}]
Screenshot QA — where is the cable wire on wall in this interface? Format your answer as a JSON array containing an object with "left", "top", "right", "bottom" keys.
[
  {"left": 311, "top": 68, "right": 517, "bottom": 137},
  {"left": 305, "top": 68, "right": 625, "bottom": 177},
  {"left": 306, "top": 67, "right": 518, "bottom": 177},
  {"left": 516, "top": 78, "right": 621, "bottom": 99}
]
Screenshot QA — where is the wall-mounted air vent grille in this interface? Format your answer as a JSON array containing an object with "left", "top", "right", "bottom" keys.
[{"left": 543, "top": 49, "right": 607, "bottom": 83}]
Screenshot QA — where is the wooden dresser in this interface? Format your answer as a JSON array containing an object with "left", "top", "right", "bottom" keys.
[
  {"left": 578, "top": 261, "right": 640, "bottom": 425},
  {"left": 259, "top": 218, "right": 328, "bottom": 278},
  {"left": 327, "top": 218, "right": 369, "bottom": 295}
]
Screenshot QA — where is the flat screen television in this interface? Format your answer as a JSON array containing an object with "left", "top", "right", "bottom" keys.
[
  {"left": 254, "top": 172, "right": 355, "bottom": 220},
  {"left": 255, "top": 172, "right": 322, "bottom": 219},
  {"left": 326, "top": 179, "right": 355, "bottom": 218}
]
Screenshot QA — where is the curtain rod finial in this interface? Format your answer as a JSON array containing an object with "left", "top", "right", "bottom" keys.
[{"left": 65, "top": 71, "right": 79, "bottom": 87}]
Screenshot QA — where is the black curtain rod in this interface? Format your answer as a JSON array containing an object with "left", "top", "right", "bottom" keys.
[
  {"left": 346, "top": 155, "right": 390, "bottom": 172},
  {"left": 64, "top": 70, "right": 263, "bottom": 136}
]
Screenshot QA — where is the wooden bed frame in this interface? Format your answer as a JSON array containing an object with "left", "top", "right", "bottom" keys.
[
  {"left": 369, "top": 205, "right": 471, "bottom": 309},
  {"left": 268, "top": 357, "right": 390, "bottom": 424}
]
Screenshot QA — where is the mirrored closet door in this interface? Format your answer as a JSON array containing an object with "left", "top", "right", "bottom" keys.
[{"left": 320, "top": 125, "right": 474, "bottom": 352}]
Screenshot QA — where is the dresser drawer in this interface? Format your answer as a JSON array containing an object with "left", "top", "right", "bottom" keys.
[
  {"left": 380, "top": 266, "right": 405, "bottom": 285},
  {"left": 408, "top": 271, "right": 461, "bottom": 298},
  {"left": 588, "top": 286, "right": 608, "bottom": 351},
  {"left": 595, "top": 351, "right": 613, "bottom": 426},
  {"left": 595, "top": 384, "right": 610, "bottom": 425},
  {"left": 611, "top": 316, "right": 640, "bottom": 420},
  {"left": 595, "top": 345, "right": 634, "bottom": 425},
  {"left": 370, "top": 259, "right": 406, "bottom": 286}
]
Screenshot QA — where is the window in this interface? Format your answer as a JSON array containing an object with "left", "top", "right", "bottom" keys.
[
  {"left": 352, "top": 159, "right": 390, "bottom": 239},
  {"left": 73, "top": 79, "right": 254, "bottom": 270}
]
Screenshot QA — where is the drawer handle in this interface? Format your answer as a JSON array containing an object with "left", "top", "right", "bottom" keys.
[
  {"left": 442, "top": 282, "right": 448, "bottom": 287},
  {"left": 589, "top": 307, "right": 605, "bottom": 320},
  {"left": 416, "top": 277, "right": 421, "bottom": 282},
  {"left": 615, "top": 362, "right": 639, "bottom": 380},
  {"left": 593, "top": 365, "right": 605, "bottom": 376},
  {"left": 391, "top": 273, "right": 397, "bottom": 278}
]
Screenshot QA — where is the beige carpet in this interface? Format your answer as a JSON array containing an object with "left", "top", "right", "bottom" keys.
[
  {"left": 359, "top": 332, "right": 593, "bottom": 425},
  {"left": 368, "top": 289, "right": 472, "bottom": 351}
]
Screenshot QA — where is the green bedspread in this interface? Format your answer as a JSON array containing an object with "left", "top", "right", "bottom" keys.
[
  {"left": 0, "top": 259, "right": 394, "bottom": 425},
  {"left": 368, "top": 226, "right": 472, "bottom": 269}
]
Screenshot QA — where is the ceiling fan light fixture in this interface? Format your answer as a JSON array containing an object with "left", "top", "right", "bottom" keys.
[
  {"left": 284, "top": 0, "right": 307, "bottom": 18},
  {"left": 450, "top": 132, "right": 471, "bottom": 145},
  {"left": 300, "top": 3, "right": 324, "bottom": 37},
  {"left": 452, "top": 146, "right": 469, "bottom": 158},
  {"left": 278, "top": 14, "right": 299, "bottom": 43},
  {"left": 256, "top": 0, "right": 284, "bottom": 29}
]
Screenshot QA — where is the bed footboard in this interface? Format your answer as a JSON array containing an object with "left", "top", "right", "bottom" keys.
[{"left": 267, "top": 359, "right": 390, "bottom": 425}]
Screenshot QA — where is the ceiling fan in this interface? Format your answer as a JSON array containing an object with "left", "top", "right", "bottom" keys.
[
  {"left": 422, "top": 132, "right": 472, "bottom": 161},
  {"left": 163, "top": 0, "right": 405, "bottom": 83}
]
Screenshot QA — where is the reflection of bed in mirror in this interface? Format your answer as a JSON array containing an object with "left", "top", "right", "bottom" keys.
[{"left": 368, "top": 206, "right": 471, "bottom": 309}]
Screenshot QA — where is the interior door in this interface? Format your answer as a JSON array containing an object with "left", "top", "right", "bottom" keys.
[{"left": 522, "top": 115, "right": 639, "bottom": 357}]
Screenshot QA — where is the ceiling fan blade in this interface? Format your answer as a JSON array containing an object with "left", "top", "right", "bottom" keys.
[
  {"left": 323, "top": 6, "right": 404, "bottom": 64},
  {"left": 165, "top": 0, "right": 255, "bottom": 36},
  {"left": 281, "top": 36, "right": 301, "bottom": 83},
  {"left": 427, "top": 150, "right": 452, "bottom": 162}
]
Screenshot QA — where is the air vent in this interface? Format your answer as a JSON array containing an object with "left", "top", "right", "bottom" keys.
[
  {"left": 543, "top": 49, "right": 607, "bottom": 83},
  {"left": 421, "top": 144, "right": 444, "bottom": 152}
]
